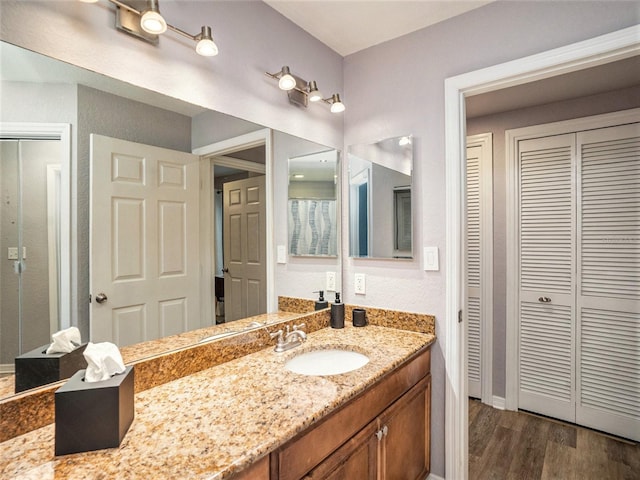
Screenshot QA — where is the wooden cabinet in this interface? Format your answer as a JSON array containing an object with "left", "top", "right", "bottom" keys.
[
  {"left": 304, "top": 376, "right": 430, "bottom": 480},
  {"left": 272, "top": 347, "right": 431, "bottom": 480}
]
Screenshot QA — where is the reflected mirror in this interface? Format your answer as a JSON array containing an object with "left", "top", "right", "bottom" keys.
[
  {"left": 348, "top": 135, "right": 413, "bottom": 259},
  {"left": 0, "top": 41, "right": 340, "bottom": 400},
  {"left": 288, "top": 150, "right": 338, "bottom": 256}
]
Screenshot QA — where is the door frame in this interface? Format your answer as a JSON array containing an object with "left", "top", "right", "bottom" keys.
[
  {"left": 444, "top": 25, "right": 640, "bottom": 480},
  {"left": 504, "top": 107, "right": 640, "bottom": 411},
  {"left": 193, "top": 128, "right": 275, "bottom": 319},
  {"left": 0, "top": 122, "right": 72, "bottom": 353}
]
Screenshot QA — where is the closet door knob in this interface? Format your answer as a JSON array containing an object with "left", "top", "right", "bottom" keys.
[
  {"left": 538, "top": 296, "right": 551, "bottom": 303},
  {"left": 95, "top": 293, "right": 108, "bottom": 304}
]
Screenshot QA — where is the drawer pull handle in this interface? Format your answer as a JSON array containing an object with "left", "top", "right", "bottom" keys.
[{"left": 538, "top": 297, "right": 551, "bottom": 303}]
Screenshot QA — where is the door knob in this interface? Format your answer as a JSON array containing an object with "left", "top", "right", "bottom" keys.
[
  {"left": 222, "top": 267, "right": 229, "bottom": 274},
  {"left": 95, "top": 293, "right": 108, "bottom": 304},
  {"left": 538, "top": 297, "right": 551, "bottom": 303}
]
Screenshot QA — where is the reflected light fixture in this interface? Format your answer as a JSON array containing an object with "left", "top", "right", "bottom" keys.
[
  {"left": 81, "top": 0, "right": 218, "bottom": 57},
  {"left": 265, "top": 66, "right": 345, "bottom": 113},
  {"left": 398, "top": 136, "right": 412, "bottom": 146}
]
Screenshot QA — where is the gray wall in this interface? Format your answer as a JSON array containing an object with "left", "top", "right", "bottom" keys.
[
  {"left": 343, "top": 2, "right": 639, "bottom": 476},
  {"left": 467, "top": 84, "right": 640, "bottom": 400}
]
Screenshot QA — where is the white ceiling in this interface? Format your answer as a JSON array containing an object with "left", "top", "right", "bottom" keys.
[{"left": 263, "top": 0, "right": 494, "bottom": 56}]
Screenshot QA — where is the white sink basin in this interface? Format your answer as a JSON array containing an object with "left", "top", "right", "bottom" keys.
[{"left": 285, "top": 349, "right": 369, "bottom": 376}]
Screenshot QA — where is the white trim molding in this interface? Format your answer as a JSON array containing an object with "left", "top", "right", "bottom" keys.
[{"left": 444, "top": 25, "right": 640, "bottom": 480}]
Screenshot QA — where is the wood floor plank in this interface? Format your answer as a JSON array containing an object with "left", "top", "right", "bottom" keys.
[
  {"left": 540, "top": 442, "right": 576, "bottom": 480},
  {"left": 470, "top": 425, "right": 519, "bottom": 480},
  {"left": 505, "top": 414, "right": 550, "bottom": 480},
  {"left": 468, "top": 404, "right": 501, "bottom": 458},
  {"left": 547, "top": 421, "right": 577, "bottom": 448},
  {"left": 468, "top": 400, "right": 640, "bottom": 480}
]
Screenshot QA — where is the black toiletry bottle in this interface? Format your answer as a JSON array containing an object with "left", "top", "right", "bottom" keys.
[
  {"left": 315, "top": 291, "right": 328, "bottom": 310},
  {"left": 331, "top": 293, "right": 345, "bottom": 329}
]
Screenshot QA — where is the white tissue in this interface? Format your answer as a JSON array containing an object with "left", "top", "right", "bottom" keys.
[
  {"left": 83, "top": 342, "right": 126, "bottom": 383},
  {"left": 46, "top": 327, "right": 82, "bottom": 354}
]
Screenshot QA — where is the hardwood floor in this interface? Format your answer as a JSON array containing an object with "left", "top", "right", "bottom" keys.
[{"left": 468, "top": 399, "right": 640, "bottom": 480}]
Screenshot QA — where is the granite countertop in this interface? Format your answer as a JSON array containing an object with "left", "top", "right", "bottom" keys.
[
  {"left": 1, "top": 323, "right": 435, "bottom": 480},
  {"left": 0, "top": 312, "right": 302, "bottom": 400}
]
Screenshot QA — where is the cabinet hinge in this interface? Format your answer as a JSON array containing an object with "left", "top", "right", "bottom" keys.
[{"left": 458, "top": 309, "right": 463, "bottom": 323}]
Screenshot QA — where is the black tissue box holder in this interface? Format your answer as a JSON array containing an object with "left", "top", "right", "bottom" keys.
[
  {"left": 55, "top": 366, "right": 134, "bottom": 456},
  {"left": 14, "top": 343, "right": 88, "bottom": 393}
]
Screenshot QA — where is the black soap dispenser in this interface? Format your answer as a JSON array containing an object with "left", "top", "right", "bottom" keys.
[
  {"left": 331, "top": 292, "right": 345, "bottom": 329},
  {"left": 315, "top": 291, "right": 329, "bottom": 310}
]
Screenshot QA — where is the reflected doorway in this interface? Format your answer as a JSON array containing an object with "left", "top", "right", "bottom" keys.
[{"left": 0, "top": 123, "right": 70, "bottom": 372}]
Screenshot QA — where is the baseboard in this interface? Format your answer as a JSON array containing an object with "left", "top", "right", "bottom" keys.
[
  {"left": 426, "top": 473, "right": 445, "bottom": 480},
  {"left": 0, "top": 363, "right": 15, "bottom": 375},
  {"left": 493, "top": 396, "right": 506, "bottom": 410}
]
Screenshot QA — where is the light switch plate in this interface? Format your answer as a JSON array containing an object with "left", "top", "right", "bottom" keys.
[
  {"left": 354, "top": 273, "right": 366, "bottom": 294},
  {"left": 277, "top": 245, "right": 287, "bottom": 264},
  {"left": 326, "top": 272, "right": 336, "bottom": 291},
  {"left": 8, "top": 247, "right": 18, "bottom": 260},
  {"left": 423, "top": 247, "right": 439, "bottom": 271}
]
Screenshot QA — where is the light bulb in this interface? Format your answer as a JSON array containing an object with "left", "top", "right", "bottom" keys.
[
  {"left": 196, "top": 27, "right": 218, "bottom": 56},
  {"left": 399, "top": 136, "right": 412, "bottom": 146},
  {"left": 140, "top": 9, "right": 166, "bottom": 34},
  {"left": 330, "top": 94, "right": 345, "bottom": 113},
  {"left": 278, "top": 67, "right": 296, "bottom": 91},
  {"left": 308, "top": 81, "right": 322, "bottom": 102}
]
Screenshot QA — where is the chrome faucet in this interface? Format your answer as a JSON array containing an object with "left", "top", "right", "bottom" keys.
[{"left": 270, "top": 323, "right": 307, "bottom": 352}]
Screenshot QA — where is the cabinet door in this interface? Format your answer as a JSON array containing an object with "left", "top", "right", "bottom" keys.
[
  {"left": 379, "top": 375, "right": 431, "bottom": 480},
  {"left": 304, "top": 421, "right": 379, "bottom": 480}
]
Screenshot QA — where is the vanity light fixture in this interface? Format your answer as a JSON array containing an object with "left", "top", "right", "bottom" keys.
[
  {"left": 265, "top": 66, "right": 345, "bottom": 113},
  {"left": 140, "top": 0, "right": 166, "bottom": 34},
  {"left": 325, "top": 94, "right": 345, "bottom": 113},
  {"left": 81, "top": 0, "right": 219, "bottom": 57},
  {"left": 307, "top": 81, "right": 323, "bottom": 102}
]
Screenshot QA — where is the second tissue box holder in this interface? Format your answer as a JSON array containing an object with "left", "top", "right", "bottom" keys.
[
  {"left": 55, "top": 366, "right": 134, "bottom": 456},
  {"left": 14, "top": 343, "right": 88, "bottom": 393}
]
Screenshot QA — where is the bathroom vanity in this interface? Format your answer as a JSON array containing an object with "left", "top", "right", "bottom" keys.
[{"left": 0, "top": 306, "right": 434, "bottom": 480}]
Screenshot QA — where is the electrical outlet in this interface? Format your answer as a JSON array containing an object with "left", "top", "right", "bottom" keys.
[
  {"left": 326, "top": 271, "right": 336, "bottom": 291},
  {"left": 354, "top": 273, "right": 366, "bottom": 294},
  {"left": 7, "top": 247, "right": 18, "bottom": 260}
]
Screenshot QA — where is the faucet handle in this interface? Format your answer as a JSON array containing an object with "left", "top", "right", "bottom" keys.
[
  {"left": 270, "top": 329, "right": 284, "bottom": 342},
  {"left": 293, "top": 323, "right": 306, "bottom": 332}
]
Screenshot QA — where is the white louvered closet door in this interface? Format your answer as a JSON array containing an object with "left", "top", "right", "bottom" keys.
[
  {"left": 576, "top": 123, "right": 640, "bottom": 441},
  {"left": 517, "top": 134, "right": 576, "bottom": 423},
  {"left": 467, "top": 144, "right": 482, "bottom": 399}
]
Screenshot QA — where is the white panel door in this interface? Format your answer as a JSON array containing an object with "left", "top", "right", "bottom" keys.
[
  {"left": 223, "top": 175, "right": 266, "bottom": 322},
  {"left": 91, "top": 135, "right": 200, "bottom": 347},
  {"left": 517, "top": 134, "right": 576, "bottom": 422},
  {"left": 576, "top": 123, "right": 640, "bottom": 441}
]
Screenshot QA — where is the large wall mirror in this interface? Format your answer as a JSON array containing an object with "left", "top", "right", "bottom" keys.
[
  {"left": 0, "top": 41, "right": 341, "bottom": 400},
  {"left": 348, "top": 135, "right": 413, "bottom": 259},
  {"left": 288, "top": 150, "right": 338, "bottom": 257}
]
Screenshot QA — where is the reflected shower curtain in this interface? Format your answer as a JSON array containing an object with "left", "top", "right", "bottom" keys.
[{"left": 288, "top": 199, "right": 337, "bottom": 256}]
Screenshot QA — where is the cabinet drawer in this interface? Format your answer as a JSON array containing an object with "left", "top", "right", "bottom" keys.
[{"left": 275, "top": 347, "right": 430, "bottom": 480}]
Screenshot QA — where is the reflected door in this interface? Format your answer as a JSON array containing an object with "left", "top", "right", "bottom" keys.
[
  {"left": 223, "top": 176, "right": 266, "bottom": 322},
  {"left": 90, "top": 135, "right": 200, "bottom": 346},
  {"left": 0, "top": 139, "right": 64, "bottom": 365}
]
